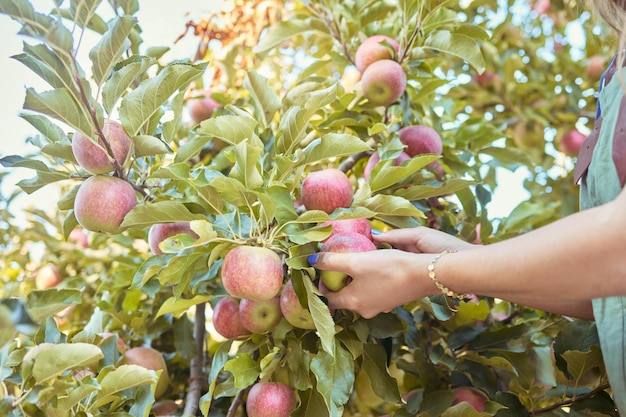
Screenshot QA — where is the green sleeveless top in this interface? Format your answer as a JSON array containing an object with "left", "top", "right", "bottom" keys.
[{"left": 579, "top": 64, "right": 626, "bottom": 415}]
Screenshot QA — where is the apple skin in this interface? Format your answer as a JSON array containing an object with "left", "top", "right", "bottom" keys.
[
  {"left": 355, "top": 35, "right": 399, "bottom": 74},
  {"left": 68, "top": 228, "right": 89, "bottom": 248},
  {"left": 398, "top": 125, "right": 443, "bottom": 157},
  {"left": 239, "top": 296, "right": 283, "bottom": 334},
  {"left": 71, "top": 120, "right": 131, "bottom": 174},
  {"left": 212, "top": 296, "right": 252, "bottom": 340},
  {"left": 35, "top": 264, "right": 61, "bottom": 289},
  {"left": 246, "top": 382, "right": 296, "bottom": 417},
  {"left": 148, "top": 222, "right": 200, "bottom": 255},
  {"left": 559, "top": 129, "right": 586, "bottom": 157},
  {"left": 222, "top": 246, "right": 284, "bottom": 300},
  {"left": 319, "top": 232, "right": 377, "bottom": 291},
  {"left": 363, "top": 151, "right": 411, "bottom": 179},
  {"left": 188, "top": 91, "right": 222, "bottom": 124},
  {"left": 320, "top": 218, "right": 372, "bottom": 242},
  {"left": 74, "top": 176, "right": 137, "bottom": 234},
  {"left": 451, "top": 386, "right": 487, "bottom": 412},
  {"left": 361, "top": 59, "right": 407, "bottom": 107},
  {"left": 122, "top": 347, "right": 169, "bottom": 398},
  {"left": 532, "top": 0, "right": 550, "bottom": 15},
  {"left": 301, "top": 168, "right": 353, "bottom": 214},
  {"left": 280, "top": 280, "right": 316, "bottom": 330}
]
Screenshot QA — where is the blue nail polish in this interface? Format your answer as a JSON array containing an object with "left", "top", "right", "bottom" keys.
[
  {"left": 307, "top": 253, "right": 319, "bottom": 265},
  {"left": 371, "top": 229, "right": 383, "bottom": 235}
]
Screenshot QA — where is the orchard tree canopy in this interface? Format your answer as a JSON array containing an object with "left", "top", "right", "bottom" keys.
[{"left": 0, "top": 0, "right": 618, "bottom": 416}]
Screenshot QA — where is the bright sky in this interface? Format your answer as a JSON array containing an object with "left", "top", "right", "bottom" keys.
[{"left": 0, "top": 0, "right": 529, "bottom": 222}]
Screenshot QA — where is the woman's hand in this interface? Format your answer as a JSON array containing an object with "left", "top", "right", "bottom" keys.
[{"left": 372, "top": 226, "right": 478, "bottom": 254}]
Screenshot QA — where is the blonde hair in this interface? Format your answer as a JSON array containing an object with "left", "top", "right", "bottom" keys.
[{"left": 589, "top": 0, "right": 626, "bottom": 88}]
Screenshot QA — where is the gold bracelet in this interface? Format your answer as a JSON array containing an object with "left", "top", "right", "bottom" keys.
[{"left": 427, "top": 250, "right": 465, "bottom": 300}]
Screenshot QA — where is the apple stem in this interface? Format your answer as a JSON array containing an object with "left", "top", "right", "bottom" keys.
[{"left": 183, "top": 302, "right": 207, "bottom": 416}]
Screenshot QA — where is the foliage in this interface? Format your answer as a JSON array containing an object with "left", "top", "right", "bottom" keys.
[{"left": 0, "top": 0, "right": 617, "bottom": 416}]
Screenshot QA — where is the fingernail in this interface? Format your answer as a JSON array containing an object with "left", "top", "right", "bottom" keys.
[
  {"left": 371, "top": 229, "right": 383, "bottom": 235},
  {"left": 307, "top": 253, "right": 319, "bottom": 265}
]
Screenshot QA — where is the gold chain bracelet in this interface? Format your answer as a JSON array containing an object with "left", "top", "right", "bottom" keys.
[{"left": 427, "top": 250, "right": 466, "bottom": 300}]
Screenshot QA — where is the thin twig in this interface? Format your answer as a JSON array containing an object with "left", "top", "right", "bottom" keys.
[
  {"left": 183, "top": 302, "right": 207, "bottom": 416},
  {"left": 530, "top": 383, "right": 611, "bottom": 415},
  {"left": 226, "top": 387, "right": 249, "bottom": 417}
]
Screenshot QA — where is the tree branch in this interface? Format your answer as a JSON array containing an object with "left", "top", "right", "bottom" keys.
[
  {"left": 530, "top": 382, "right": 611, "bottom": 415},
  {"left": 183, "top": 302, "right": 207, "bottom": 416}
]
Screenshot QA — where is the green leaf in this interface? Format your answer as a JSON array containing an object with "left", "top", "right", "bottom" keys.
[
  {"left": 362, "top": 343, "right": 402, "bottom": 403},
  {"left": 29, "top": 343, "right": 104, "bottom": 384},
  {"left": 244, "top": 71, "right": 281, "bottom": 128},
  {"left": 310, "top": 343, "right": 355, "bottom": 417},
  {"left": 303, "top": 133, "right": 372, "bottom": 165},
  {"left": 228, "top": 140, "right": 264, "bottom": 189},
  {"left": 395, "top": 178, "right": 477, "bottom": 201},
  {"left": 95, "top": 364, "right": 158, "bottom": 405},
  {"left": 13, "top": 43, "right": 73, "bottom": 90},
  {"left": 26, "top": 289, "right": 82, "bottom": 322},
  {"left": 424, "top": 30, "right": 485, "bottom": 73},
  {"left": 69, "top": 0, "right": 103, "bottom": 29},
  {"left": 201, "top": 341, "right": 233, "bottom": 414},
  {"left": 90, "top": 15, "right": 137, "bottom": 86},
  {"left": 156, "top": 295, "right": 212, "bottom": 318},
  {"left": 23, "top": 87, "right": 93, "bottom": 137},
  {"left": 253, "top": 16, "right": 331, "bottom": 56},
  {"left": 0, "top": 0, "right": 55, "bottom": 39},
  {"left": 0, "top": 154, "right": 69, "bottom": 193},
  {"left": 369, "top": 154, "right": 440, "bottom": 192},
  {"left": 119, "top": 62, "right": 206, "bottom": 136},
  {"left": 102, "top": 55, "right": 155, "bottom": 114},
  {"left": 132, "top": 135, "right": 170, "bottom": 157},
  {"left": 302, "top": 275, "right": 335, "bottom": 354},
  {"left": 59, "top": 384, "right": 100, "bottom": 411},
  {"left": 224, "top": 353, "right": 260, "bottom": 388},
  {"left": 120, "top": 200, "right": 207, "bottom": 229},
  {"left": 362, "top": 194, "right": 425, "bottom": 218}
]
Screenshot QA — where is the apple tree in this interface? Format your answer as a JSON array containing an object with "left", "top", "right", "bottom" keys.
[{"left": 0, "top": 0, "right": 617, "bottom": 416}]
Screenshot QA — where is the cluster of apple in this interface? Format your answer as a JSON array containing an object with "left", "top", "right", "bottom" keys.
[
  {"left": 71, "top": 120, "right": 137, "bottom": 234},
  {"left": 355, "top": 35, "right": 407, "bottom": 107}
]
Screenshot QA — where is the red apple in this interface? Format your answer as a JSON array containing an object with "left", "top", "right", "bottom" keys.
[
  {"left": 71, "top": 120, "right": 131, "bottom": 174},
  {"left": 301, "top": 168, "right": 353, "bottom": 214},
  {"left": 363, "top": 151, "right": 411, "bottom": 179},
  {"left": 68, "top": 228, "right": 89, "bottom": 248},
  {"left": 212, "top": 296, "right": 252, "bottom": 340},
  {"left": 74, "top": 176, "right": 137, "bottom": 234},
  {"left": 472, "top": 71, "right": 502, "bottom": 89},
  {"left": 148, "top": 222, "right": 200, "bottom": 255},
  {"left": 221, "top": 246, "right": 284, "bottom": 300},
  {"left": 188, "top": 90, "right": 222, "bottom": 124},
  {"left": 559, "top": 129, "right": 586, "bottom": 157},
  {"left": 319, "top": 232, "right": 377, "bottom": 291},
  {"left": 280, "top": 280, "right": 316, "bottom": 330},
  {"left": 151, "top": 400, "right": 180, "bottom": 417},
  {"left": 35, "top": 264, "right": 61, "bottom": 289},
  {"left": 451, "top": 386, "right": 487, "bottom": 412},
  {"left": 246, "top": 382, "right": 296, "bottom": 417},
  {"left": 355, "top": 35, "right": 399, "bottom": 74},
  {"left": 532, "top": 0, "right": 550, "bottom": 15},
  {"left": 587, "top": 55, "right": 607, "bottom": 80},
  {"left": 239, "top": 296, "right": 283, "bottom": 334},
  {"left": 361, "top": 59, "right": 407, "bottom": 107},
  {"left": 122, "top": 347, "right": 169, "bottom": 398},
  {"left": 320, "top": 218, "right": 372, "bottom": 242},
  {"left": 398, "top": 125, "right": 443, "bottom": 157}
]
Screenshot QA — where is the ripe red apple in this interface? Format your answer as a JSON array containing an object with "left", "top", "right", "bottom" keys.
[
  {"left": 472, "top": 71, "right": 502, "bottom": 89},
  {"left": 559, "top": 129, "right": 586, "bottom": 157},
  {"left": 280, "top": 280, "right": 316, "bottom": 330},
  {"left": 320, "top": 218, "right": 372, "bottom": 242},
  {"left": 361, "top": 59, "right": 407, "bottom": 107},
  {"left": 68, "top": 228, "right": 89, "bottom": 248},
  {"left": 301, "top": 168, "right": 353, "bottom": 214},
  {"left": 319, "top": 232, "right": 377, "bottom": 291},
  {"left": 71, "top": 120, "right": 131, "bottom": 174},
  {"left": 122, "top": 347, "right": 169, "bottom": 398},
  {"left": 188, "top": 90, "right": 222, "bottom": 124},
  {"left": 363, "top": 151, "right": 411, "bottom": 179},
  {"left": 587, "top": 55, "right": 607, "bottom": 80},
  {"left": 532, "top": 0, "right": 550, "bottom": 15},
  {"left": 355, "top": 35, "right": 399, "bottom": 74},
  {"left": 212, "top": 296, "right": 252, "bottom": 340},
  {"left": 246, "top": 382, "right": 296, "bottom": 417},
  {"left": 398, "top": 125, "right": 443, "bottom": 157},
  {"left": 451, "top": 386, "right": 487, "bottom": 412},
  {"left": 74, "top": 176, "right": 137, "bottom": 234},
  {"left": 148, "top": 222, "right": 200, "bottom": 255},
  {"left": 239, "top": 296, "right": 283, "bottom": 334},
  {"left": 221, "top": 246, "right": 284, "bottom": 300},
  {"left": 35, "top": 264, "right": 61, "bottom": 289}
]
